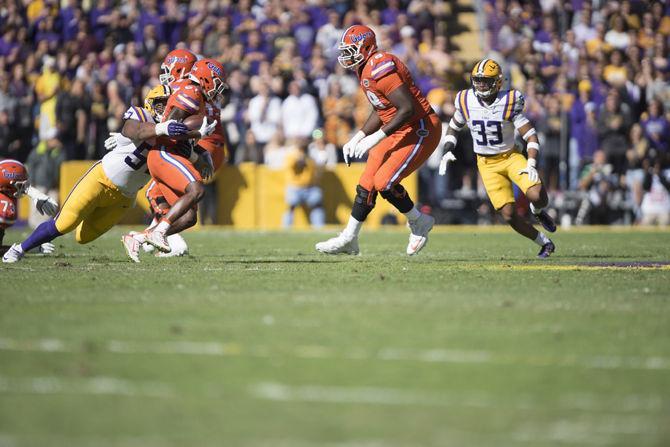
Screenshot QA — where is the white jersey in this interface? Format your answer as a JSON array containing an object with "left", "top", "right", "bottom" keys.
[
  {"left": 101, "top": 106, "right": 154, "bottom": 197},
  {"left": 453, "top": 88, "right": 529, "bottom": 155}
]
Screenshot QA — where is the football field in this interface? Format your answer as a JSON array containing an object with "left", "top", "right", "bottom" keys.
[{"left": 2, "top": 227, "right": 670, "bottom": 447}]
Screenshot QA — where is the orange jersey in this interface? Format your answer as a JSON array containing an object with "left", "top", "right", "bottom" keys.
[
  {"left": 358, "top": 51, "right": 433, "bottom": 127},
  {"left": 169, "top": 78, "right": 191, "bottom": 94}
]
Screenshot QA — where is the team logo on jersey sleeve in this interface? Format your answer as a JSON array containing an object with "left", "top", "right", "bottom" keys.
[
  {"left": 362, "top": 79, "right": 370, "bottom": 87},
  {"left": 416, "top": 129, "right": 429, "bottom": 137}
]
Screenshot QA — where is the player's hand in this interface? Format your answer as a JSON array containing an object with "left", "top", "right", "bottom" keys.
[
  {"left": 518, "top": 158, "right": 539, "bottom": 183},
  {"left": 35, "top": 196, "right": 59, "bottom": 217},
  {"left": 438, "top": 151, "right": 457, "bottom": 176},
  {"left": 354, "top": 129, "right": 386, "bottom": 159},
  {"left": 39, "top": 242, "right": 55, "bottom": 254},
  {"left": 10, "top": 180, "right": 29, "bottom": 197},
  {"left": 343, "top": 130, "right": 365, "bottom": 166},
  {"left": 155, "top": 120, "right": 189, "bottom": 137},
  {"left": 104, "top": 133, "right": 120, "bottom": 151},
  {"left": 198, "top": 117, "right": 217, "bottom": 138},
  {"left": 195, "top": 151, "right": 214, "bottom": 180}
]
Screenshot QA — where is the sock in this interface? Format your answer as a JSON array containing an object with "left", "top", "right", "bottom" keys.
[
  {"left": 167, "top": 233, "right": 188, "bottom": 253},
  {"left": 404, "top": 207, "right": 421, "bottom": 222},
  {"left": 342, "top": 215, "right": 363, "bottom": 238},
  {"left": 154, "top": 218, "right": 171, "bottom": 233},
  {"left": 530, "top": 203, "right": 542, "bottom": 215},
  {"left": 20, "top": 220, "right": 61, "bottom": 252},
  {"left": 534, "top": 232, "right": 551, "bottom": 247}
]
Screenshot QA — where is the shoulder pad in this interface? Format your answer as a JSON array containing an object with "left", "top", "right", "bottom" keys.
[
  {"left": 454, "top": 89, "right": 472, "bottom": 121},
  {"left": 368, "top": 53, "right": 397, "bottom": 80},
  {"left": 122, "top": 106, "right": 151, "bottom": 123},
  {"left": 503, "top": 90, "right": 525, "bottom": 120}
]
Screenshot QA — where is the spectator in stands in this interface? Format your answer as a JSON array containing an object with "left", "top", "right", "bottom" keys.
[
  {"left": 247, "top": 80, "right": 282, "bottom": 164},
  {"left": 598, "top": 91, "right": 632, "bottom": 174},
  {"left": 56, "top": 79, "right": 89, "bottom": 160},
  {"left": 281, "top": 81, "right": 319, "bottom": 141},
  {"left": 25, "top": 129, "right": 64, "bottom": 228},
  {"left": 308, "top": 129, "right": 337, "bottom": 169},
  {"left": 577, "top": 150, "right": 619, "bottom": 225},
  {"left": 538, "top": 95, "right": 563, "bottom": 192},
  {"left": 641, "top": 100, "right": 670, "bottom": 157},
  {"left": 640, "top": 158, "right": 670, "bottom": 226},
  {"left": 626, "top": 123, "right": 650, "bottom": 221},
  {"left": 282, "top": 142, "right": 325, "bottom": 228}
]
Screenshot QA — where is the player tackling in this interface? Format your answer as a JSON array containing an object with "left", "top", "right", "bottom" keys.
[
  {"left": 316, "top": 25, "right": 441, "bottom": 255},
  {"left": 438, "top": 59, "right": 556, "bottom": 257}
]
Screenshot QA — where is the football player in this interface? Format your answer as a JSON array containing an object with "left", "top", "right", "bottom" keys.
[
  {"left": 135, "top": 50, "right": 228, "bottom": 258},
  {"left": 131, "top": 58, "right": 225, "bottom": 256},
  {"left": 0, "top": 159, "right": 59, "bottom": 256},
  {"left": 2, "top": 86, "right": 206, "bottom": 263},
  {"left": 438, "top": 59, "right": 556, "bottom": 258},
  {"left": 316, "top": 25, "right": 441, "bottom": 256}
]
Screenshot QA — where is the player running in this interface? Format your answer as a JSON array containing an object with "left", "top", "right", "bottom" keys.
[
  {"left": 438, "top": 59, "right": 556, "bottom": 258},
  {"left": 0, "top": 159, "right": 59, "bottom": 256},
  {"left": 131, "top": 58, "right": 226, "bottom": 256},
  {"left": 316, "top": 25, "right": 441, "bottom": 256},
  {"left": 1, "top": 86, "right": 205, "bottom": 263}
]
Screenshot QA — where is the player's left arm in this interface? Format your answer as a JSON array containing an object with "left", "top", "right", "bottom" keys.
[
  {"left": 512, "top": 93, "right": 541, "bottom": 182},
  {"left": 11, "top": 180, "right": 59, "bottom": 216}
]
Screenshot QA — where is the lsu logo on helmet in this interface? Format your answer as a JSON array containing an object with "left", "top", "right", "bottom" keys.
[{"left": 471, "top": 59, "right": 503, "bottom": 99}]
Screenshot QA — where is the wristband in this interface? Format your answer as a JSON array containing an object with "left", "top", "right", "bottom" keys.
[
  {"left": 527, "top": 142, "right": 539, "bottom": 151},
  {"left": 522, "top": 128, "right": 536, "bottom": 140},
  {"left": 445, "top": 134, "right": 458, "bottom": 146}
]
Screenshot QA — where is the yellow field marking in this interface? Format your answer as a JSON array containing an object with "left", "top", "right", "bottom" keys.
[{"left": 478, "top": 264, "right": 670, "bottom": 271}]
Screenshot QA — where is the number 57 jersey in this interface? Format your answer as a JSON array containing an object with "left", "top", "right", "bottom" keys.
[
  {"left": 453, "top": 88, "right": 529, "bottom": 155},
  {"left": 101, "top": 106, "right": 154, "bottom": 197}
]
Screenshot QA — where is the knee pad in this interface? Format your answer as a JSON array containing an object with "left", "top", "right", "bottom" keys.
[
  {"left": 380, "top": 184, "right": 407, "bottom": 201},
  {"left": 355, "top": 185, "right": 377, "bottom": 207}
]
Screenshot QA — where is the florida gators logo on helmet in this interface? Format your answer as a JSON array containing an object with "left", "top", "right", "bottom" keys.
[
  {"left": 338, "top": 25, "right": 378, "bottom": 69},
  {"left": 189, "top": 58, "right": 229, "bottom": 103},
  {"left": 160, "top": 49, "right": 197, "bottom": 86},
  {"left": 471, "top": 59, "right": 503, "bottom": 99},
  {"left": 0, "top": 159, "right": 28, "bottom": 197}
]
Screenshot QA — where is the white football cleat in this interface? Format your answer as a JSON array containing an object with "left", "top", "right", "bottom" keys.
[
  {"left": 156, "top": 234, "right": 188, "bottom": 258},
  {"left": 315, "top": 233, "right": 359, "bottom": 255},
  {"left": 406, "top": 213, "right": 435, "bottom": 256},
  {"left": 2, "top": 243, "right": 24, "bottom": 263},
  {"left": 121, "top": 234, "right": 141, "bottom": 263},
  {"left": 143, "top": 229, "right": 171, "bottom": 253}
]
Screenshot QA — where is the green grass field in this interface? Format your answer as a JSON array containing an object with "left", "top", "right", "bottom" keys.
[{"left": 1, "top": 226, "right": 670, "bottom": 447}]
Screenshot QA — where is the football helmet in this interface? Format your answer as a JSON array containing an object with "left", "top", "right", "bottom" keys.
[
  {"left": 160, "top": 49, "right": 197, "bottom": 86},
  {"left": 471, "top": 59, "right": 503, "bottom": 99},
  {"left": 189, "top": 58, "right": 228, "bottom": 103},
  {"left": 0, "top": 159, "right": 28, "bottom": 197},
  {"left": 144, "top": 84, "right": 172, "bottom": 121},
  {"left": 338, "top": 25, "right": 378, "bottom": 69}
]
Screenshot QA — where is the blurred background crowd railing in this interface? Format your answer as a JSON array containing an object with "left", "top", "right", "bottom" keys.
[{"left": 1, "top": 0, "right": 669, "bottom": 227}]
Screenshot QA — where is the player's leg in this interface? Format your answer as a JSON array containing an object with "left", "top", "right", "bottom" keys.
[
  {"left": 305, "top": 186, "right": 325, "bottom": 228},
  {"left": 479, "top": 155, "right": 554, "bottom": 258},
  {"left": 507, "top": 153, "right": 556, "bottom": 233},
  {"left": 144, "top": 150, "right": 203, "bottom": 252},
  {"left": 75, "top": 195, "right": 135, "bottom": 244},
  {"left": 372, "top": 116, "right": 442, "bottom": 255},
  {"left": 3, "top": 162, "right": 105, "bottom": 263}
]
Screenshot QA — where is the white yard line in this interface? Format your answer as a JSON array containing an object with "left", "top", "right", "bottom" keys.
[
  {"left": 1, "top": 337, "right": 670, "bottom": 372},
  {"left": 0, "top": 375, "right": 174, "bottom": 398}
]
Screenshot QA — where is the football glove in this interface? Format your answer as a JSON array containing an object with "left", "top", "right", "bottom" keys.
[
  {"left": 518, "top": 158, "right": 539, "bottom": 183},
  {"left": 438, "top": 151, "right": 457, "bottom": 176},
  {"left": 104, "top": 133, "right": 120, "bottom": 151},
  {"left": 353, "top": 129, "right": 386, "bottom": 159},
  {"left": 343, "top": 131, "right": 365, "bottom": 166},
  {"left": 39, "top": 242, "right": 55, "bottom": 254},
  {"left": 155, "top": 120, "right": 189, "bottom": 137},
  {"left": 198, "top": 117, "right": 217, "bottom": 138},
  {"left": 26, "top": 186, "right": 59, "bottom": 217}
]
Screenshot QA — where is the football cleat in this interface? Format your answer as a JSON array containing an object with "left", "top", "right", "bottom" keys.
[
  {"left": 121, "top": 234, "right": 141, "bottom": 263},
  {"left": 315, "top": 233, "right": 359, "bottom": 255},
  {"left": 155, "top": 234, "right": 188, "bottom": 258},
  {"left": 535, "top": 210, "right": 556, "bottom": 233},
  {"left": 537, "top": 241, "right": 556, "bottom": 259},
  {"left": 2, "top": 243, "right": 24, "bottom": 263},
  {"left": 406, "top": 213, "right": 435, "bottom": 256},
  {"left": 142, "top": 230, "right": 171, "bottom": 253}
]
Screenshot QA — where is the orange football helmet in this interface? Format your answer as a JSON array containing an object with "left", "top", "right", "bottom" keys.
[
  {"left": 189, "top": 58, "right": 228, "bottom": 102},
  {"left": 160, "top": 49, "right": 197, "bottom": 86},
  {"left": 338, "top": 25, "right": 378, "bottom": 69},
  {"left": 0, "top": 159, "right": 28, "bottom": 197}
]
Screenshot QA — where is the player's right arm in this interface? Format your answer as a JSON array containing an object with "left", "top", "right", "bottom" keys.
[
  {"left": 438, "top": 92, "right": 468, "bottom": 175},
  {"left": 120, "top": 107, "right": 189, "bottom": 141}
]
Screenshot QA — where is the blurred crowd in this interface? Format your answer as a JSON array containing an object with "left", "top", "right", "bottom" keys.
[{"left": 0, "top": 0, "right": 668, "bottom": 225}]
